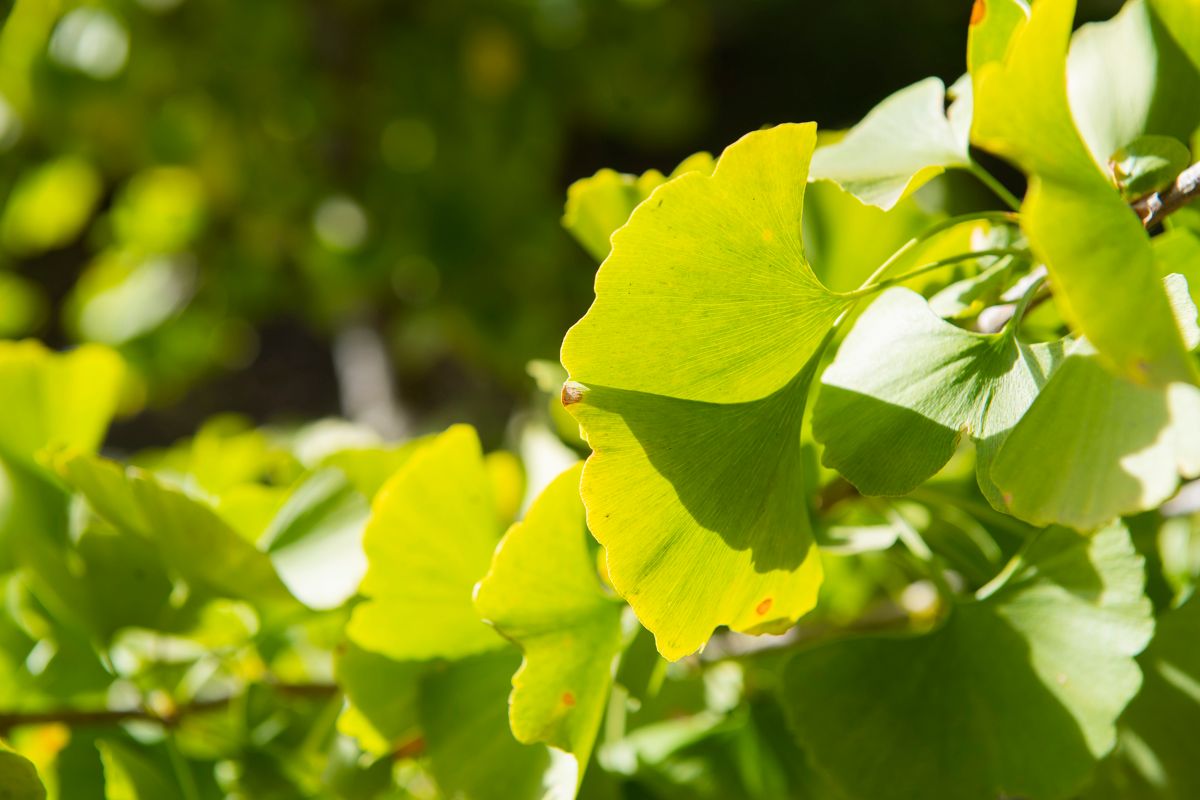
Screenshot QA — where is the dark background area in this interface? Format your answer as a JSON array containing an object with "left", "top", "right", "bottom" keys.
[{"left": 0, "top": 0, "right": 1123, "bottom": 451}]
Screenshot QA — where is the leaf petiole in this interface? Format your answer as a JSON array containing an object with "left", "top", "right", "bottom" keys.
[
  {"left": 844, "top": 247, "right": 1027, "bottom": 299},
  {"left": 968, "top": 160, "right": 1023, "bottom": 211}
]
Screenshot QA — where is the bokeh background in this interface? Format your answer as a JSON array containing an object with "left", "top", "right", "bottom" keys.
[{"left": 0, "top": 0, "right": 1124, "bottom": 450}]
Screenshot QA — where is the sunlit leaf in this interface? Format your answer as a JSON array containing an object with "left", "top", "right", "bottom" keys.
[
  {"left": 474, "top": 463, "right": 622, "bottom": 777},
  {"left": 562, "top": 124, "right": 839, "bottom": 660},
  {"left": 813, "top": 287, "right": 1066, "bottom": 501},
  {"left": 347, "top": 424, "right": 506, "bottom": 660},
  {"left": 1150, "top": 0, "right": 1200, "bottom": 73},
  {"left": 973, "top": 0, "right": 1195, "bottom": 385},
  {"left": 809, "top": 78, "right": 970, "bottom": 209},
  {"left": 784, "top": 523, "right": 1154, "bottom": 800},
  {"left": 0, "top": 156, "right": 101, "bottom": 256},
  {"left": 563, "top": 152, "right": 715, "bottom": 262},
  {"left": 1067, "top": 0, "right": 1200, "bottom": 170}
]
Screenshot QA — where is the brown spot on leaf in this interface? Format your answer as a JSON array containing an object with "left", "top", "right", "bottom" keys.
[
  {"left": 561, "top": 691, "right": 576, "bottom": 707},
  {"left": 970, "top": 0, "right": 986, "bottom": 26},
  {"left": 561, "top": 381, "right": 585, "bottom": 407},
  {"left": 756, "top": 597, "right": 773, "bottom": 615}
]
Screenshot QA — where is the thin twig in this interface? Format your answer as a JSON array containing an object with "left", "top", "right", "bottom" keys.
[
  {"left": 1133, "top": 161, "right": 1200, "bottom": 228},
  {"left": 0, "top": 682, "right": 338, "bottom": 735}
]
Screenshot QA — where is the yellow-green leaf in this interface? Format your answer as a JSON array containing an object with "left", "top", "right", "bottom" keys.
[
  {"left": 973, "top": 0, "right": 1195, "bottom": 385},
  {"left": 347, "top": 424, "right": 506, "bottom": 660},
  {"left": 474, "top": 463, "right": 623, "bottom": 777}
]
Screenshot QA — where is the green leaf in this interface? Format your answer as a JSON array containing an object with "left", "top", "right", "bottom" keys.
[
  {"left": 973, "top": 0, "right": 1195, "bottom": 385},
  {"left": 0, "top": 748, "right": 46, "bottom": 800},
  {"left": 566, "top": 362, "right": 824, "bottom": 661},
  {"left": 419, "top": 650, "right": 571, "bottom": 800},
  {"left": 1109, "top": 135, "right": 1192, "bottom": 199},
  {"left": 474, "top": 463, "right": 623, "bottom": 776},
  {"left": 1150, "top": 0, "right": 1200, "bottom": 73},
  {"left": 1154, "top": 228, "right": 1200, "bottom": 309},
  {"left": 1085, "top": 595, "right": 1200, "bottom": 799},
  {"left": 813, "top": 287, "right": 1066, "bottom": 501},
  {"left": 1067, "top": 0, "right": 1200, "bottom": 172},
  {"left": 967, "top": 0, "right": 1029, "bottom": 85},
  {"left": 0, "top": 156, "right": 102, "bottom": 256},
  {"left": 562, "top": 152, "right": 715, "bottom": 262},
  {"left": 258, "top": 468, "right": 369, "bottom": 610},
  {"left": 809, "top": 78, "right": 971, "bottom": 209},
  {"left": 54, "top": 452, "right": 302, "bottom": 623},
  {"left": 561, "top": 124, "right": 839, "bottom": 660},
  {"left": 783, "top": 523, "right": 1154, "bottom": 800},
  {"left": 990, "top": 345, "right": 1200, "bottom": 529},
  {"left": 334, "top": 642, "right": 423, "bottom": 756},
  {"left": 0, "top": 342, "right": 124, "bottom": 468},
  {"left": 347, "top": 424, "right": 506, "bottom": 660},
  {"left": 563, "top": 123, "right": 847, "bottom": 405}
]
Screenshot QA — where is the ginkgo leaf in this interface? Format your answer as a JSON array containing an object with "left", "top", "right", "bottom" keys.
[
  {"left": 420, "top": 650, "right": 573, "bottom": 800},
  {"left": 973, "top": 0, "right": 1195, "bottom": 386},
  {"left": 808, "top": 78, "right": 971, "bottom": 210},
  {"left": 1150, "top": 0, "right": 1200, "bottom": 73},
  {"left": 967, "top": 0, "right": 1029, "bottom": 87},
  {"left": 1108, "top": 135, "right": 1192, "bottom": 198},
  {"left": 474, "top": 462, "right": 623, "bottom": 777},
  {"left": 1085, "top": 595, "right": 1200, "bottom": 799},
  {"left": 1067, "top": 0, "right": 1200, "bottom": 170},
  {"left": 989, "top": 346, "right": 1200, "bottom": 530},
  {"left": 54, "top": 452, "right": 302, "bottom": 623},
  {"left": 347, "top": 424, "right": 507, "bottom": 660},
  {"left": 0, "top": 748, "right": 46, "bottom": 800},
  {"left": 334, "top": 642, "right": 423, "bottom": 756},
  {"left": 561, "top": 124, "right": 842, "bottom": 660},
  {"left": 562, "top": 152, "right": 715, "bottom": 262},
  {"left": 0, "top": 341, "right": 123, "bottom": 468},
  {"left": 563, "top": 123, "right": 847, "bottom": 405},
  {"left": 813, "top": 287, "right": 1066, "bottom": 501},
  {"left": 784, "top": 523, "right": 1154, "bottom": 800},
  {"left": 565, "top": 363, "right": 824, "bottom": 662}
]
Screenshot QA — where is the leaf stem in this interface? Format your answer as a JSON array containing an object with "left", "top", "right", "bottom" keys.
[
  {"left": 999, "top": 272, "right": 1047, "bottom": 340},
  {"left": 854, "top": 210, "right": 1019, "bottom": 291},
  {"left": 975, "top": 528, "right": 1045, "bottom": 601},
  {"left": 968, "top": 160, "right": 1022, "bottom": 211},
  {"left": 880, "top": 501, "right": 956, "bottom": 601},
  {"left": 845, "top": 247, "right": 1026, "bottom": 299}
]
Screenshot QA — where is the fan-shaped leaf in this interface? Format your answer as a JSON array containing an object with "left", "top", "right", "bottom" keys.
[
  {"left": 973, "top": 0, "right": 1195, "bottom": 385},
  {"left": 475, "top": 463, "right": 623, "bottom": 776},
  {"left": 784, "top": 523, "right": 1154, "bottom": 800},
  {"left": 813, "top": 287, "right": 1066, "bottom": 501},
  {"left": 809, "top": 78, "right": 970, "bottom": 209}
]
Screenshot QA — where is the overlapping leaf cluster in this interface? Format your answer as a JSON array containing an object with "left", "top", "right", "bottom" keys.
[{"left": 4, "top": 1, "right": 1200, "bottom": 799}]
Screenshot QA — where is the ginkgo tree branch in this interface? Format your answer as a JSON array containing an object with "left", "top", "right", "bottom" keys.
[
  {"left": 0, "top": 682, "right": 338, "bottom": 735},
  {"left": 1133, "top": 160, "right": 1200, "bottom": 228}
]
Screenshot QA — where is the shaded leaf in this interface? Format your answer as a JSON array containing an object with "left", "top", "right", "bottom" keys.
[
  {"left": 813, "top": 287, "right": 1066, "bottom": 501},
  {"left": 55, "top": 452, "right": 302, "bottom": 623},
  {"left": 784, "top": 523, "right": 1153, "bottom": 800},
  {"left": 0, "top": 748, "right": 46, "bottom": 800}
]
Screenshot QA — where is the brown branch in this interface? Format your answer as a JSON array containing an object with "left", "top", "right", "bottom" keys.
[
  {"left": 1133, "top": 161, "right": 1200, "bottom": 228},
  {"left": 0, "top": 682, "right": 338, "bottom": 736}
]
